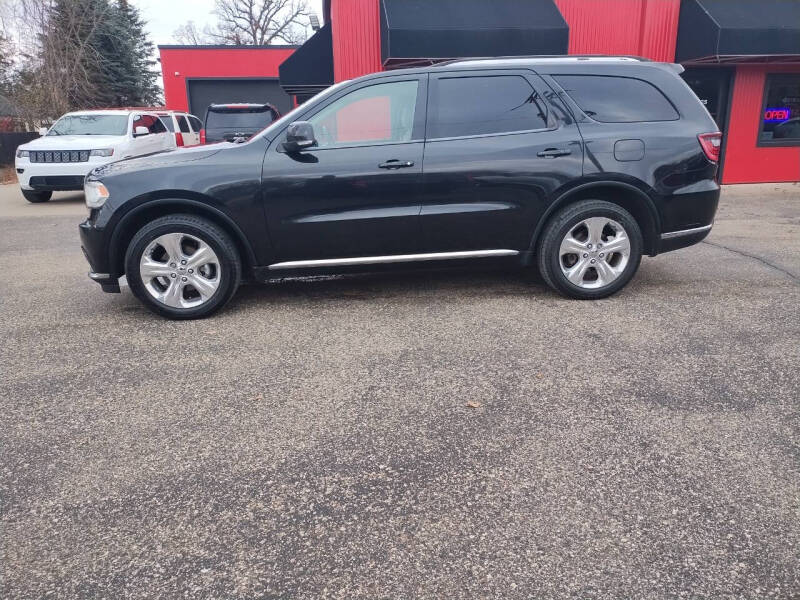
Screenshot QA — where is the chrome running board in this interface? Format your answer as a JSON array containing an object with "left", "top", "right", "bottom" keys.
[
  {"left": 660, "top": 224, "right": 712, "bottom": 239},
  {"left": 268, "top": 249, "right": 519, "bottom": 270}
]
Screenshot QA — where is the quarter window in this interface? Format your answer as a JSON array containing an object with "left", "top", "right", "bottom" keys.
[
  {"left": 759, "top": 75, "right": 800, "bottom": 146},
  {"left": 307, "top": 80, "right": 419, "bottom": 148},
  {"left": 553, "top": 75, "right": 679, "bottom": 123},
  {"left": 429, "top": 75, "right": 549, "bottom": 139}
]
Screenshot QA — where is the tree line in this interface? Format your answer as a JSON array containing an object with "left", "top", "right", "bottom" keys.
[{"left": 0, "top": 0, "right": 160, "bottom": 125}]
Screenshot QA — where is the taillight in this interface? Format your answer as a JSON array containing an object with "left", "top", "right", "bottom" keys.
[
  {"left": 175, "top": 132, "right": 184, "bottom": 147},
  {"left": 200, "top": 129, "right": 206, "bottom": 144},
  {"left": 698, "top": 132, "right": 722, "bottom": 163}
]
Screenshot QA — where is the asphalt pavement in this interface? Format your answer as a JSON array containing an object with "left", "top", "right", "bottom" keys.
[{"left": 1, "top": 183, "right": 798, "bottom": 599}]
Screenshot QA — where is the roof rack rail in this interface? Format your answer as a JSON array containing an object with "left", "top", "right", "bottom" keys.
[{"left": 438, "top": 55, "right": 651, "bottom": 66}]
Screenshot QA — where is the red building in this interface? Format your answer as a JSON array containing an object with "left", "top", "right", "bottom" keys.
[{"left": 159, "top": 0, "right": 800, "bottom": 184}]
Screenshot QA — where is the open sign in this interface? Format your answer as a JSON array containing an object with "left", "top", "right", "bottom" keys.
[{"left": 764, "top": 108, "right": 790, "bottom": 122}]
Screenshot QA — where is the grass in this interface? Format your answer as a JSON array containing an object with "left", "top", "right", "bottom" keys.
[{"left": 1, "top": 164, "right": 16, "bottom": 184}]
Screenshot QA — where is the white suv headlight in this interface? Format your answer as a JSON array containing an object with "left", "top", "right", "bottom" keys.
[
  {"left": 16, "top": 149, "right": 29, "bottom": 158},
  {"left": 85, "top": 180, "right": 110, "bottom": 209},
  {"left": 89, "top": 148, "right": 114, "bottom": 157}
]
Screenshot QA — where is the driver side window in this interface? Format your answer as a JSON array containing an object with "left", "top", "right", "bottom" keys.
[{"left": 308, "top": 80, "right": 419, "bottom": 148}]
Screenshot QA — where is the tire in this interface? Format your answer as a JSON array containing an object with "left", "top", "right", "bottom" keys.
[
  {"left": 22, "top": 189, "right": 52, "bottom": 203},
  {"left": 125, "top": 214, "right": 241, "bottom": 319},
  {"left": 537, "top": 200, "right": 643, "bottom": 300}
]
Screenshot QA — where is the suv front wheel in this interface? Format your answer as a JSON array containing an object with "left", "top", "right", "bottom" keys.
[
  {"left": 125, "top": 215, "right": 241, "bottom": 319},
  {"left": 537, "top": 200, "right": 643, "bottom": 300},
  {"left": 22, "top": 189, "right": 52, "bottom": 203}
]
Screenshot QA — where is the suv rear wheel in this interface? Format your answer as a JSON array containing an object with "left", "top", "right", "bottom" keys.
[
  {"left": 125, "top": 215, "right": 241, "bottom": 319},
  {"left": 537, "top": 200, "right": 643, "bottom": 299},
  {"left": 22, "top": 189, "right": 52, "bottom": 203}
]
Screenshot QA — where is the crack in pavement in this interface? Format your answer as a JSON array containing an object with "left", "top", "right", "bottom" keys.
[{"left": 702, "top": 239, "right": 800, "bottom": 283}]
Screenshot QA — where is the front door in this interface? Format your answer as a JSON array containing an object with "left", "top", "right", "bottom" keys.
[
  {"left": 261, "top": 75, "right": 427, "bottom": 262},
  {"left": 418, "top": 70, "right": 584, "bottom": 253}
]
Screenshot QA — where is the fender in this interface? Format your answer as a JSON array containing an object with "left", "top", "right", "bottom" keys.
[
  {"left": 109, "top": 197, "right": 259, "bottom": 273},
  {"left": 527, "top": 179, "right": 662, "bottom": 256}
]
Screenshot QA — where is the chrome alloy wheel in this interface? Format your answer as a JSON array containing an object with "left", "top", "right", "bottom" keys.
[
  {"left": 558, "top": 217, "right": 631, "bottom": 289},
  {"left": 139, "top": 232, "right": 221, "bottom": 309}
]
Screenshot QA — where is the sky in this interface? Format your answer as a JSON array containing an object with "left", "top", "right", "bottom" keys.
[{"left": 131, "top": 0, "right": 325, "bottom": 47}]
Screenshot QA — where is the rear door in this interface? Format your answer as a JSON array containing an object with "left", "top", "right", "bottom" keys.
[{"left": 419, "top": 69, "right": 584, "bottom": 252}]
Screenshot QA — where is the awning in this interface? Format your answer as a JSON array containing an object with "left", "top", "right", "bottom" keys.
[
  {"left": 380, "top": 0, "right": 569, "bottom": 68},
  {"left": 279, "top": 23, "right": 334, "bottom": 96},
  {"left": 676, "top": 0, "right": 800, "bottom": 63}
]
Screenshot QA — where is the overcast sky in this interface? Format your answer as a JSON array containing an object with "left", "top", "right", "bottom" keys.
[{"left": 131, "top": 0, "right": 325, "bottom": 46}]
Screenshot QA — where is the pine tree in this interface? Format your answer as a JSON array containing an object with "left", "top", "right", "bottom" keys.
[{"left": 108, "top": 0, "right": 161, "bottom": 106}]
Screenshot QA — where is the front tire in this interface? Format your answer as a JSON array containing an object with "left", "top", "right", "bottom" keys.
[
  {"left": 22, "top": 189, "right": 52, "bottom": 203},
  {"left": 537, "top": 200, "right": 643, "bottom": 300},
  {"left": 125, "top": 214, "right": 241, "bottom": 319}
]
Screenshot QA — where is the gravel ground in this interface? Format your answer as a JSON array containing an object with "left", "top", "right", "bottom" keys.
[{"left": 1, "top": 183, "right": 798, "bottom": 599}]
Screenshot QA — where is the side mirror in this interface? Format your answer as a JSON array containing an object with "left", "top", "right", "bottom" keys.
[
  {"left": 38, "top": 127, "right": 48, "bottom": 136},
  {"left": 133, "top": 126, "right": 150, "bottom": 137},
  {"left": 281, "top": 121, "right": 316, "bottom": 153}
]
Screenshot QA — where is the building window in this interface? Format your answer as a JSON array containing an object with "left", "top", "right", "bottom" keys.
[{"left": 759, "top": 75, "right": 800, "bottom": 146}]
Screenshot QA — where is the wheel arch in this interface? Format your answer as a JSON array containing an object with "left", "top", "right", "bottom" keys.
[
  {"left": 530, "top": 181, "right": 661, "bottom": 257},
  {"left": 109, "top": 197, "right": 257, "bottom": 277}
]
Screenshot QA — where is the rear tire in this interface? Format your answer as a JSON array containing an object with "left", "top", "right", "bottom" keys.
[
  {"left": 22, "top": 189, "right": 52, "bottom": 203},
  {"left": 125, "top": 214, "right": 241, "bottom": 319},
  {"left": 537, "top": 200, "right": 642, "bottom": 300}
]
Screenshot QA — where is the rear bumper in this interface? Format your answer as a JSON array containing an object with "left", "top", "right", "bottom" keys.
[
  {"left": 79, "top": 219, "right": 120, "bottom": 293},
  {"left": 658, "top": 223, "right": 713, "bottom": 253}
]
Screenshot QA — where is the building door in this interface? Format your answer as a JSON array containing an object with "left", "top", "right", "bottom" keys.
[{"left": 682, "top": 67, "right": 733, "bottom": 175}]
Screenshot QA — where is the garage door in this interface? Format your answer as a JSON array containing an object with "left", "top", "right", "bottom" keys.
[{"left": 187, "top": 79, "right": 293, "bottom": 121}]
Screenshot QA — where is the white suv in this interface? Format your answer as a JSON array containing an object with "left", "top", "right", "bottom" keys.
[
  {"left": 15, "top": 109, "right": 172, "bottom": 203},
  {"left": 155, "top": 111, "right": 203, "bottom": 148}
]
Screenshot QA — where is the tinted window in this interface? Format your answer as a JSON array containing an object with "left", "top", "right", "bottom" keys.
[
  {"left": 159, "top": 116, "right": 175, "bottom": 131},
  {"left": 189, "top": 116, "right": 202, "bottom": 131},
  {"left": 206, "top": 108, "right": 275, "bottom": 130},
  {"left": 48, "top": 114, "right": 128, "bottom": 136},
  {"left": 554, "top": 75, "right": 679, "bottom": 123},
  {"left": 177, "top": 115, "right": 191, "bottom": 133},
  {"left": 307, "top": 80, "right": 418, "bottom": 148},
  {"left": 429, "top": 75, "right": 548, "bottom": 139},
  {"left": 759, "top": 75, "right": 800, "bottom": 145}
]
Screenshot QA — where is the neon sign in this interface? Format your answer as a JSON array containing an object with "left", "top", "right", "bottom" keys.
[{"left": 764, "top": 108, "right": 791, "bottom": 122}]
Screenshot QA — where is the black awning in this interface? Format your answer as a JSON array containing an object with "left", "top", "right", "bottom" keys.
[
  {"left": 380, "top": 0, "right": 568, "bottom": 68},
  {"left": 279, "top": 23, "right": 334, "bottom": 96},
  {"left": 676, "top": 0, "right": 800, "bottom": 63}
]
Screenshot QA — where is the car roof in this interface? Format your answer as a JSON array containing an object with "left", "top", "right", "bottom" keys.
[{"left": 208, "top": 103, "right": 275, "bottom": 109}]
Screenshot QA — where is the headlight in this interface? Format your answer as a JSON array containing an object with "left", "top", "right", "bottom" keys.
[
  {"left": 85, "top": 180, "right": 110, "bottom": 209},
  {"left": 89, "top": 148, "right": 114, "bottom": 157},
  {"left": 16, "top": 149, "right": 29, "bottom": 158}
]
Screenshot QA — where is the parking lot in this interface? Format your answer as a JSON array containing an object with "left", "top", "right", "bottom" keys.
[{"left": 1, "top": 183, "right": 798, "bottom": 598}]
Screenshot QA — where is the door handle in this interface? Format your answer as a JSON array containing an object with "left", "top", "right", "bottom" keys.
[
  {"left": 379, "top": 159, "right": 415, "bottom": 169},
  {"left": 537, "top": 148, "right": 572, "bottom": 158}
]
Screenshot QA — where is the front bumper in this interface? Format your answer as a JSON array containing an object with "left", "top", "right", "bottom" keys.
[
  {"left": 79, "top": 219, "right": 120, "bottom": 293},
  {"left": 16, "top": 158, "right": 110, "bottom": 190}
]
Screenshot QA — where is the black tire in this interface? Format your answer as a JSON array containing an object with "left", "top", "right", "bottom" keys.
[
  {"left": 125, "top": 214, "right": 241, "bottom": 319},
  {"left": 537, "top": 200, "right": 643, "bottom": 300},
  {"left": 22, "top": 189, "right": 52, "bottom": 203}
]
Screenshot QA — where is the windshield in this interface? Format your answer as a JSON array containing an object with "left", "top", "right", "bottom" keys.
[
  {"left": 48, "top": 114, "right": 128, "bottom": 136},
  {"left": 206, "top": 108, "right": 275, "bottom": 130},
  {"left": 251, "top": 80, "right": 352, "bottom": 142}
]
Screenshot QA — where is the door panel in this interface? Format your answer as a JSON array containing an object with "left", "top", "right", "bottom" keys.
[
  {"left": 261, "top": 75, "right": 427, "bottom": 262},
  {"left": 419, "top": 71, "right": 584, "bottom": 252}
]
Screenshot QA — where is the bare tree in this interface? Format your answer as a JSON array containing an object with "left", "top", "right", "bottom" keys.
[
  {"left": 173, "top": 21, "right": 215, "bottom": 45},
  {"left": 211, "top": 0, "right": 310, "bottom": 45}
]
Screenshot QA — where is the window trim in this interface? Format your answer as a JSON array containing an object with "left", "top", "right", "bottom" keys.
[
  {"left": 426, "top": 70, "right": 556, "bottom": 142},
  {"left": 551, "top": 74, "right": 680, "bottom": 124},
  {"left": 757, "top": 73, "right": 800, "bottom": 148},
  {"left": 275, "top": 75, "right": 429, "bottom": 152}
]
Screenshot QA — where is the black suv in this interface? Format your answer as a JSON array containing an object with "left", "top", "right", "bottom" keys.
[
  {"left": 80, "top": 57, "right": 721, "bottom": 319},
  {"left": 202, "top": 103, "right": 280, "bottom": 143}
]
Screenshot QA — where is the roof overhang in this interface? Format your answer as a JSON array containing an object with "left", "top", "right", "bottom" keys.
[
  {"left": 380, "top": 0, "right": 569, "bottom": 69},
  {"left": 676, "top": 0, "right": 800, "bottom": 64},
  {"left": 278, "top": 23, "right": 334, "bottom": 96}
]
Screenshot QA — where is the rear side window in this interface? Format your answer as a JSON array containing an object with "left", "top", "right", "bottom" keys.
[
  {"left": 429, "top": 75, "right": 549, "bottom": 139},
  {"left": 553, "top": 75, "right": 679, "bottom": 123},
  {"left": 176, "top": 115, "right": 191, "bottom": 133}
]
